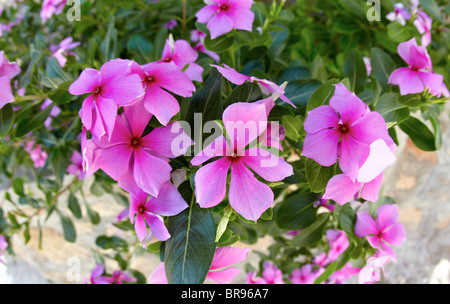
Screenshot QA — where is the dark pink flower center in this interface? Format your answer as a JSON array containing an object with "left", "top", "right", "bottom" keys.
[
  {"left": 220, "top": 4, "right": 229, "bottom": 11},
  {"left": 411, "top": 66, "right": 419, "bottom": 72},
  {"left": 338, "top": 124, "right": 350, "bottom": 134},
  {"left": 146, "top": 76, "right": 156, "bottom": 84},
  {"left": 94, "top": 86, "right": 102, "bottom": 95},
  {"left": 163, "top": 57, "right": 172, "bottom": 63},
  {"left": 131, "top": 137, "right": 141, "bottom": 148},
  {"left": 138, "top": 206, "right": 145, "bottom": 214}
]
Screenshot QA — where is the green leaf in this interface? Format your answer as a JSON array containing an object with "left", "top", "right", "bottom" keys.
[
  {"left": 387, "top": 23, "right": 411, "bottom": 43},
  {"left": 281, "top": 115, "right": 303, "bottom": 141},
  {"left": 96, "top": 235, "right": 128, "bottom": 250},
  {"left": 370, "top": 48, "right": 396, "bottom": 89},
  {"left": 419, "top": 0, "right": 442, "bottom": 22},
  {"left": 164, "top": 203, "right": 216, "bottom": 284},
  {"left": 0, "top": 104, "right": 14, "bottom": 138},
  {"left": 338, "top": 0, "right": 366, "bottom": 19},
  {"left": 68, "top": 193, "right": 82, "bottom": 219},
  {"left": 59, "top": 213, "right": 77, "bottom": 243},
  {"left": 15, "top": 104, "right": 53, "bottom": 137},
  {"left": 224, "top": 82, "right": 263, "bottom": 107},
  {"left": 284, "top": 79, "right": 321, "bottom": 110},
  {"left": 18, "top": 49, "right": 41, "bottom": 89},
  {"left": 291, "top": 213, "right": 329, "bottom": 247},
  {"left": 45, "top": 57, "right": 72, "bottom": 86},
  {"left": 48, "top": 81, "right": 74, "bottom": 105},
  {"left": 204, "top": 35, "right": 234, "bottom": 53},
  {"left": 84, "top": 201, "right": 100, "bottom": 225},
  {"left": 343, "top": 49, "right": 367, "bottom": 94},
  {"left": 398, "top": 94, "right": 423, "bottom": 107},
  {"left": 127, "top": 34, "right": 153, "bottom": 64},
  {"left": 305, "top": 158, "right": 336, "bottom": 193},
  {"left": 12, "top": 177, "right": 25, "bottom": 197},
  {"left": 311, "top": 56, "right": 327, "bottom": 83},
  {"left": 399, "top": 116, "right": 437, "bottom": 151},
  {"left": 306, "top": 79, "right": 338, "bottom": 112},
  {"left": 275, "top": 192, "right": 318, "bottom": 230}
]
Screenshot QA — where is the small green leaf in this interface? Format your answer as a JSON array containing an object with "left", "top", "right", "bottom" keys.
[
  {"left": 204, "top": 35, "right": 234, "bottom": 52},
  {"left": 275, "top": 192, "right": 318, "bottom": 230},
  {"left": 305, "top": 158, "right": 336, "bottom": 193},
  {"left": 68, "top": 193, "right": 82, "bottom": 219},
  {"left": 343, "top": 49, "right": 367, "bottom": 94},
  {"left": 15, "top": 105, "right": 53, "bottom": 137},
  {"left": 370, "top": 48, "right": 396, "bottom": 89},
  {"left": 0, "top": 104, "right": 14, "bottom": 138},
  {"left": 399, "top": 116, "right": 437, "bottom": 151},
  {"left": 59, "top": 213, "right": 77, "bottom": 243},
  {"left": 281, "top": 115, "right": 303, "bottom": 141},
  {"left": 291, "top": 213, "right": 329, "bottom": 247},
  {"left": 12, "top": 177, "right": 25, "bottom": 197}
]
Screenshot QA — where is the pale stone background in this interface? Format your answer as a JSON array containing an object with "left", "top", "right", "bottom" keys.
[{"left": 1, "top": 104, "right": 449, "bottom": 284}]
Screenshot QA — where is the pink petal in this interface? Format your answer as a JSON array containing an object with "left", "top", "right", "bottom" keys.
[
  {"left": 382, "top": 223, "right": 406, "bottom": 246},
  {"left": 143, "top": 84, "right": 180, "bottom": 126},
  {"left": 146, "top": 182, "right": 188, "bottom": 216},
  {"left": 144, "top": 213, "right": 171, "bottom": 241},
  {"left": 329, "top": 83, "right": 368, "bottom": 125},
  {"left": 389, "top": 68, "right": 425, "bottom": 95},
  {"left": 241, "top": 147, "right": 293, "bottom": 182},
  {"left": 210, "top": 246, "right": 249, "bottom": 270},
  {"left": 69, "top": 68, "right": 101, "bottom": 95},
  {"left": 148, "top": 262, "right": 168, "bottom": 284},
  {"left": 101, "top": 73, "right": 145, "bottom": 106},
  {"left": 99, "top": 59, "right": 133, "bottom": 83},
  {"left": 208, "top": 11, "right": 234, "bottom": 39},
  {"left": 191, "top": 135, "right": 228, "bottom": 166},
  {"left": 166, "top": 40, "right": 199, "bottom": 68},
  {"left": 376, "top": 204, "right": 399, "bottom": 231},
  {"left": 94, "top": 144, "right": 133, "bottom": 180},
  {"left": 359, "top": 173, "right": 383, "bottom": 202},
  {"left": 397, "top": 38, "right": 431, "bottom": 70},
  {"left": 226, "top": 8, "right": 254, "bottom": 31},
  {"left": 228, "top": 159, "right": 274, "bottom": 221},
  {"left": 206, "top": 268, "right": 241, "bottom": 284},
  {"left": 228, "top": 0, "right": 253, "bottom": 9},
  {"left": 322, "top": 174, "right": 361, "bottom": 206},
  {"left": 339, "top": 134, "right": 371, "bottom": 182},
  {"left": 304, "top": 105, "right": 340, "bottom": 135},
  {"left": 212, "top": 64, "right": 250, "bottom": 85},
  {"left": 357, "top": 139, "right": 396, "bottom": 183},
  {"left": 194, "top": 157, "right": 232, "bottom": 208},
  {"left": 302, "top": 129, "right": 341, "bottom": 167},
  {"left": 419, "top": 72, "right": 446, "bottom": 96},
  {"left": 156, "top": 64, "right": 196, "bottom": 97},
  {"left": 196, "top": 4, "right": 219, "bottom": 24},
  {"left": 0, "top": 76, "right": 15, "bottom": 108},
  {"left": 78, "top": 94, "right": 95, "bottom": 130},
  {"left": 134, "top": 214, "right": 148, "bottom": 242},
  {"left": 133, "top": 148, "right": 172, "bottom": 197},
  {"left": 95, "top": 96, "right": 119, "bottom": 141},
  {"left": 122, "top": 99, "right": 152, "bottom": 138},
  {"left": 350, "top": 112, "right": 395, "bottom": 149},
  {"left": 354, "top": 212, "right": 379, "bottom": 237},
  {"left": 184, "top": 63, "right": 204, "bottom": 83}
]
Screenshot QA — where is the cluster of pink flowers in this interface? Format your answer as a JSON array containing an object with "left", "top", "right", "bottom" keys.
[
  {"left": 50, "top": 37, "right": 80, "bottom": 67},
  {"left": 25, "top": 140, "right": 48, "bottom": 168},
  {"left": 247, "top": 261, "right": 284, "bottom": 284},
  {"left": 85, "top": 264, "right": 136, "bottom": 284},
  {"left": 40, "top": 0, "right": 67, "bottom": 23}
]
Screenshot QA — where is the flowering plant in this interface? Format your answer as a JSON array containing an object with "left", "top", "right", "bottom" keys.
[{"left": 0, "top": 0, "right": 448, "bottom": 284}]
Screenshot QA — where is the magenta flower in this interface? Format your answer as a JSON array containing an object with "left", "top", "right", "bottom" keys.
[
  {"left": 0, "top": 235, "right": 8, "bottom": 264},
  {"left": 303, "top": 84, "right": 395, "bottom": 182},
  {"left": 389, "top": 38, "right": 449, "bottom": 97},
  {"left": 85, "top": 100, "right": 192, "bottom": 197},
  {"left": 328, "top": 263, "right": 361, "bottom": 284},
  {"left": 66, "top": 150, "right": 85, "bottom": 180},
  {"left": 194, "top": 42, "right": 220, "bottom": 63},
  {"left": 41, "top": 98, "right": 61, "bottom": 129},
  {"left": 130, "top": 61, "right": 195, "bottom": 126},
  {"left": 289, "top": 264, "right": 322, "bottom": 284},
  {"left": 109, "top": 271, "right": 137, "bottom": 284},
  {"left": 190, "top": 29, "right": 207, "bottom": 43},
  {"left": 160, "top": 37, "right": 204, "bottom": 82},
  {"left": 0, "top": 51, "right": 21, "bottom": 109},
  {"left": 358, "top": 251, "right": 391, "bottom": 284},
  {"left": 69, "top": 59, "right": 145, "bottom": 141},
  {"left": 196, "top": 0, "right": 255, "bottom": 39},
  {"left": 50, "top": 37, "right": 80, "bottom": 67},
  {"left": 25, "top": 140, "right": 48, "bottom": 168},
  {"left": 386, "top": 3, "right": 411, "bottom": 26},
  {"left": 162, "top": 19, "right": 178, "bottom": 30},
  {"left": 125, "top": 181, "right": 188, "bottom": 243},
  {"left": 326, "top": 229, "right": 349, "bottom": 262},
  {"left": 313, "top": 196, "right": 335, "bottom": 212},
  {"left": 414, "top": 10, "right": 432, "bottom": 47},
  {"left": 149, "top": 246, "right": 249, "bottom": 284},
  {"left": 212, "top": 64, "right": 295, "bottom": 107},
  {"left": 355, "top": 204, "right": 406, "bottom": 260},
  {"left": 84, "top": 264, "right": 111, "bottom": 284},
  {"left": 247, "top": 261, "right": 284, "bottom": 284},
  {"left": 191, "top": 98, "right": 293, "bottom": 221},
  {"left": 40, "top": 0, "right": 66, "bottom": 23}
]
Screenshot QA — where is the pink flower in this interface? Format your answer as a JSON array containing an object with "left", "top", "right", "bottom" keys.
[
  {"left": 190, "top": 29, "right": 207, "bottom": 43},
  {"left": 303, "top": 84, "right": 395, "bottom": 183},
  {"left": 149, "top": 246, "right": 249, "bottom": 284},
  {"left": 25, "top": 140, "right": 48, "bottom": 168},
  {"left": 0, "top": 51, "right": 21, "bottom": 109},
  {"left": 40, "top": 0, "right": 66, "bottom": 23},
  {"left": 41, "top": 98, "right": 61, "bottom": 129},
  {"left": 109, "top": 271, "right": 137, "bottom": 284},
  {"left": 289, "top": 264, "right": 322, "bottom": 284},
  {"left": 69, "top": 59, "right": 145, "bottom": 141},
  {"left": 386, "top": 3, "right": 412, "bottom": 26},
  {"left": 355, "top": 204, "right": 406, "bottom": 260},
  {"left": 50, "top": 37, "right": 80, "bottom": 67},
  {"left": 389, "top": 38, "right": 449, "bottom": 97},
  {"left": 130, "top": 61, "right": 195, "bottom": 126},
  {"left": 322, "top": 139, "right": 397, "bottom": 205},
  {"left": 126, "top": 181, "right": 188, "bottom": 243},
  {"left": 85, "top": 100, "right": 192, "bottom": 197},
  {"left": 194, "top": 42, "right": 220, "bottom": 63},
  {"left": 212, "top": 64, "right": 295, "bottom": 107},
  {"left": 160, "top": 37, "right": 204, "bottom": 82},
  {"left": 313, "top": 196, "right": 335, "bottom": 212},
  {"left": 162, "top": 19, "right": 178, "bottom": 30},
  {"left": 328, "top": 263, "right": 361, "bottom": 284},
  {"left": 196, "top": 0, "right": 255, "bottom": 39},
  {"left": 414, "top": 10, "right": 432, "bottom": 47},
  {"left": 191, "top": 98, "right": 293, "bottom": 221},
  {"left": 84, "top": 264, "right": 111, "bottom": 284},
  {"left": 358, "top": 251, "right": 391, "bottom": 284},
  {"left": 0, "top": 235, "right": 8, "bottom": 264},
  {"left": 326, "top": 229, "right": 349, "bottom": 262},
  {"left": 247, "top": 261, "right": 284, "bottom": 284},
  {"left": 66, "top": 150, "right": 85, "bottom": 180}
]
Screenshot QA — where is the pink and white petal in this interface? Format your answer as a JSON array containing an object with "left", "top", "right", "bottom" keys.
[
  {"left": 141, "top": 121, "right": 193, "bottom": 158},
  {"left": 329, "top": 83, "right": 368, "bottom": 124},
  {"left": 0, "top": 76, "right": 15, "bottom": 108},
  {"left": 206, "top": 268, "right": 241, "bottom": 284},
  {"left": 95, "top": 96, "right": 119, "bottom": 141},
  {"left": 301, "top": 129, "right": 341, "bottom": 167},
  {"left": 418, "top": 72, "right": 445, "bottom": 95},
  {"left": 101, "top": 73, "right": 145, "bottom": 106},
  {"left": 397, "top": 38, "right": 419, "bottom": 67},
  {"left": 351, "top": 112, "right": 394, "bottom": 148},
  {"left": 148, "top": 262, "right": 168, "bottom": 284},
  {"left": 94, "top": 144, "right": 133, "bottom": 181},
  {"left": 241, "top": 147, "right": 293, "bottom": 182},
  {"left": 143, "top": 84, "right": 180, "bottom": 126},
  {"left": 134, "top": 214, "right": 148, "bottom": 242},
  {"left": 208, "top": 11, "right": 235, "bottom": 39},
  {"left": 375, "top": 204, "right": 399, "bottom": 232},
  {"left": 354, "top": 212, "right": 378, "bottom": 237},
  {"left": 227, "top": 8, "right": 254, "bottom": 31},
  {"left": 360, "top": 173, "right": 383, "bottom": 202},
  {"left": 357, "top": 139, "right": 396, "bottom": 183},
  {"left": 79, "top": 95, "right": 95, "bottom": 130},
  {"left": 147, "top": 182, "right": 188, "bottom": 216},
  {"left": 184, "top": 63, "right": 204, "bottom": 83},
  {"left": 196, "top": 4, "right": 219, "bottom": 24},
  {"left": 210, "top": 246, "right": 250, "bottom": 270},
  {"left": 322, "top": 174, "right": 361, "bottom": 206},
  {"left": 212, "top": 64, "right": 250, "bottom": 85},
  {"left": 191, "top": 135, "right": 228, "bottom": 166},
  {"left": 388, "top": 68, "right": 425, "bottom": 95},
  {"left": 303, "top": 105, "right": 339, "bottom": 135},
  {"left": 171, "top": 40, "right": 199, "bottom": 68},
  {"left": 69, "top": 68, "right": 100, "bottom": 95},
  {"left": 99, "top": 59, "right": 133, "bottom": 83},
  {"left": 339, "top": 134, "right": 370, "bottom": 182},
  {"left": 382, "top": 223, "right": 406, "bottom": 246},
  {"left": 228, "top": 160, "right": 274, "bottom": 221},
  {"left": 194, "top": 157, "right": 232, "bottom": 208},
  {"left": 144, "top": 213, "right": 171, "bottom": 241},
  {"left": 133, "top": 148, "right": 172, "bottom": 197}
]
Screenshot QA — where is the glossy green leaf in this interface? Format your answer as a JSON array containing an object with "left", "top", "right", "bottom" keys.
[
  {"left": 275, "top": 192, "right": 318, "bottom": 230},
  {"left": 399, "top": 116, "right": 437, "bottom": 151}
]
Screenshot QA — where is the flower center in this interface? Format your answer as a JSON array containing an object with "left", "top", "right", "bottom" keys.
[
  {"left": 138, "top": 206, "right": 145, "bottom": 214},
  {"left": 220, "top": 4, "right": 228, "bottom": 11},
  {"left": 163, "top": 57, "right": 172, "bottom": 62},
  {"left": 338, "top": 124, "right": 350, "bottom": 134},
  {"left": 94, "top": 87, "right": 101, "bottom": 95},
  {"left": 131, "top": 137, "right": 141, "bottom": 148},
  {"left": 411, "top": 66, "right": 419, "bottom": 72},
  {"left": 146, "top": 76, "right": 155, "bottom": 84}
]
